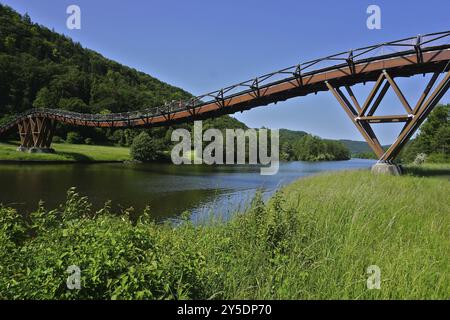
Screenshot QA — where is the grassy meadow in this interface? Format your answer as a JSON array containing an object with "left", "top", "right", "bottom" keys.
[
  {"left": 1, "top": 167, "right": 449, "bottom": 299},
  {"left": 0, "top": 141, "right": 130, "bottom": 162}
]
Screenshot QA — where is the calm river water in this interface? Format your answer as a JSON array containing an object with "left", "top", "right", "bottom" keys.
[{"left": 0, "top": 159, "right": 375, "bottom": 221}]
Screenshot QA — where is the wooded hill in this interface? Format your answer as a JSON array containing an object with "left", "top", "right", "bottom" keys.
[
  {"left": 0, "top": 4, "right": 257, "bottom": 146},
  {"left": 0, "top": 4, "right": 353, "bottom": 161}
]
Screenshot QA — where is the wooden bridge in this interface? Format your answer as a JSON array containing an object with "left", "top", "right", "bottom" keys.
[{"left": 1, "top": 31, "right": 449, "bottom": 163}]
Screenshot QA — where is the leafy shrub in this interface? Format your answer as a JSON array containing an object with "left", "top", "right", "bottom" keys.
[
  {"left": 84, "top": 138, "right": 93, "bottom": 145},
  {"left": 426, "top": 153, "right": 450, "bottom": 163},
  {"left": 130, "top": 132, "right": 159, "bottom": 162},
  {"left": 66, "top": 132, "right": 83, "bottom": 144},
  {"left": 0, "top": 188, "right": 207, "bottom": 299}
]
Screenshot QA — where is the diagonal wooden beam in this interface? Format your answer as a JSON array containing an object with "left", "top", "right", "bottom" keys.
[
  {"left": 17, "top": 122, "right": 25, "bottom": 146},
  {"left": 367, "top": 80, "right": 390, "bottom": 116},
  {"left": 381, "top": 70, "right": 450, "bottom": 161},
  {"left": 36, "top": 118, "right": 46, "bottom": 147},
  {"left": 38, "top": 118, "right": 50, "bottom": 148},
  {"left": 18, "top": 119, "right": 33, "bottom": 148},
  {"left": 413, "top": 71, "right": 440, "bottom": 114},
  {"left": 43, "top": 119, "right": 56, "bottom": 148},
  {"left": 383, "top": 70, "right": 413, "bottom": 114},
  {"left": 359, "top": 121, "right": 384, "bottom": 156},
  {"left": 360, "top": 73, "right": 385, "bottom": 116},
  {"left": 336, "top": 87, "right": 358, "bottom": 115},
  {"left": 344, "top": 86, "right": 362, "bottom": 114},
  {"left": 326, "top": 81, "right": 384, "bottom": 158}
]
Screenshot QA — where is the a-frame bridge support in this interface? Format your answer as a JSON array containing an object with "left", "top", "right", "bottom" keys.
[
  {"left": 17, "top": 116, "right": 56, "bottom": 153},
  {"left": 326, "top": 69, "right": 450, "bottom": 173}
]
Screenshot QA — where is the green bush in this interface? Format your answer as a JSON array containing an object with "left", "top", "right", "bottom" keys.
[
  {"left": 0, "top": 188, "right": 207, "bottom": 299},
  {"left": 426, "top": 152, "right": 450, "bottom": 163},
  {"left": 130, "top": 132, "right": 159, "bottom": 162},
  {"left": 66, "top": 132, "right": 83, "bottom": 144},
  {"left": 84, "top": 138, "right": 93, "bottom": 145}
]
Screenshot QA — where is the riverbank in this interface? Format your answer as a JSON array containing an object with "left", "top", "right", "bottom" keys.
[
  {"left": 1, "top": 166, "right": 448, "bottom": 299},
  {"left": 0, "top": 141, "right": 130, "bottom": 162}
]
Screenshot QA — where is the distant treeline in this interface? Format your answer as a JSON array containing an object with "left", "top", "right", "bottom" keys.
[{"left": 280, "top": 133, "right": 350, "bottom": 161}]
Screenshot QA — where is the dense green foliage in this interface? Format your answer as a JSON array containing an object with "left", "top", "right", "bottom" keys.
[
  {"left": 130, "top": 132, "right": 163, "bottom": 162},
  {"left": 281, "top": 134, "right": 350, "bottom": 161},
  {"left": 401, "top": 104, "right": 450, "bottom": 163},
  {"left": 66, "top": 132, "right": 83, "bottom": 145},
  {"left": 2, "top": 169, "right": 448, "bottom": 299}
]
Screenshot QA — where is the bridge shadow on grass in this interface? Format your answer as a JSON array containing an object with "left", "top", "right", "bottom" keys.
[
  {"left": 2, "top": 141, "right": 18, "bottom": 146},
  {"left": 55, "top": 151, "right": 92, "bottom": 162},
  {"left": 404, "top": 166, "right": 450, "bottom": 178}
]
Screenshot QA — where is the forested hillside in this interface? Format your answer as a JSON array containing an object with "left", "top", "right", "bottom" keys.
[
  {"left": 0, "top": 4, "right": 190, "bottom": 116},
  {"left": 0, "top": 4, "right": 245, "bottom": 145}
]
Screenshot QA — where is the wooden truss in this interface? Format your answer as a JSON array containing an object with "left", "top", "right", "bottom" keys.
[
  {"left": 326, "top": 69, "right": 450, "bottom": 163},
  {"left": 17, "top": 117, "right": 56, "bottom": 149}
]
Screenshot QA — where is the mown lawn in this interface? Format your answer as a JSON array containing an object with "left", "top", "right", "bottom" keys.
[
  {"left": 0, "top": 167, "right": 449, "bottom": 299},
  {"left": 0, "top": 141, "right": 130, "bottom": 162}
]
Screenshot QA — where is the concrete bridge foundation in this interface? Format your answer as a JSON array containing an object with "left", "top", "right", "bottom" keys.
[{"left": 371, "top": 162, "right": 403, "bottom": 175}]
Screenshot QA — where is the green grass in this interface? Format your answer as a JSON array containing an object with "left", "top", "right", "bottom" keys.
[
  {"left": 0, "top": 141, "right": 131, "bottom": 162},
  {"left": 404, "top": 162, "right": 450, "bottom": 178},
  {"left": 1, "top": 168, "right": 449, "bottom": 299},
  {"left": 272, "top": 170, "right": 450, "bottom": 299}
]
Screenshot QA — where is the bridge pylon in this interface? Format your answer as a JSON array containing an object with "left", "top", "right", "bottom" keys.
[
  {"left": 17, "top": 116, "right": 56, "bottom": 153},
  {"left": 326, "top": 69, "right": 450, "bottom": 164}
]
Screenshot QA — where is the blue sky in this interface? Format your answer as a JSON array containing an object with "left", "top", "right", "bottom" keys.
[{"left": 2, "top": 0, "right": 449, "bottom": 144}]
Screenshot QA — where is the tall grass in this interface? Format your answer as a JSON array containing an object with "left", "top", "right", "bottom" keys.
[{"left": 1, "top": 170, "right": 449, "bottom": 299}]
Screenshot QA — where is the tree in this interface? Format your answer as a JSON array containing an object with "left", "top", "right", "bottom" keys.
[
  {"left": 33, "top": 87, "right": 57, "bottom": 108},
  {"left": 280, "top": 142, "right": 294, "bottom": 161},
  {"left": 66, "top": 131, "right": 83, "bottom": 144},
  {"left": 130, "top": 132, "right": 159, "bottom": 162},
  {"left": 402, "top": 104, "right": 449, "bottom": 163},
  {"left": 58, "top": 97, "right": 87, "bottom": 112}
]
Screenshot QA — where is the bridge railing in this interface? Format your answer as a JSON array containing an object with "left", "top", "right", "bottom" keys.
[
  {"left": 190, "top": 31, "right": 450, "bottom": 107},
  {"left": 0, "top": 30, "right": 449, "bottom": 132}
]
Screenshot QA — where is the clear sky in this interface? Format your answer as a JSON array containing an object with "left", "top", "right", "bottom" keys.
[{"left": 2, "top": 0, "right": 449, "bottom": 144}]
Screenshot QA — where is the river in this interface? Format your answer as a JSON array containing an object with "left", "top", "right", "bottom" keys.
[{"left": 0, "top": 159, "right": 376, "bottom": 221}]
